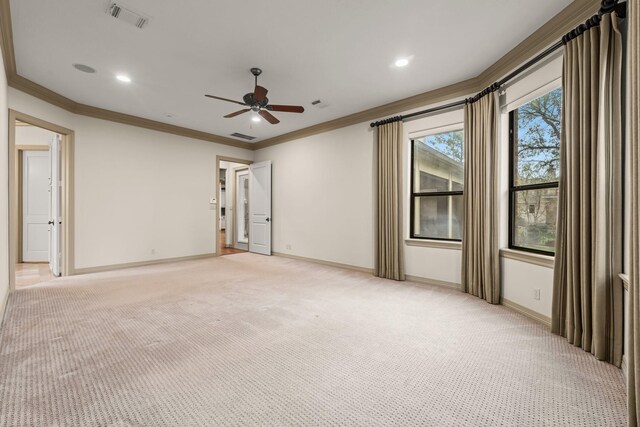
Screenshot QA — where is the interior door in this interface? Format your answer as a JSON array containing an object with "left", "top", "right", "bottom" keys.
[
  {"left": 22, "top": 150, "right": 50, "bottom": 262},
  {"left": 249, "top": 160, "right": 271, "bottom": 255},
  {"left": 49, "top": 135, "right": 61, "bottom": 276}
]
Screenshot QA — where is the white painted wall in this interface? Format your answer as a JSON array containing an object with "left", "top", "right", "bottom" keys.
[
  {"left": 497, "top": 54, "right": 562, "bottom": 316},
  {"left": 0, "top": 55, "right": 9, "bottom": 321},
  {"left": 254, "top": 123, "right": 375, "bottom": 269},
  {"left": 403, "top": 109, "right": 464, "bottom": 284},
  {"left": 255, "top": 55, "right": 565, "bottom": 320},
  {"left": 16, "top": 125, "right": 57, "bottom": 147},
  {"left": 8, "top": 88, "right": 255, "bottom": 270}
]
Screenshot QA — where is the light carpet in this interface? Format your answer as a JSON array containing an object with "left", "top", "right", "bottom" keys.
[{"left": 0, "top": 253, "right": 627, "bottom": 426}]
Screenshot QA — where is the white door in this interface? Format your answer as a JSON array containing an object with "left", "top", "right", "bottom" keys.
[
  {"left": 249, "top": 160, "right": 271, "bottom": 255},
  {"left": 22, "top": 150, "right": 50, "bottom": 262},
  {"left": 49, "top": 135, "right": 62, "bottom": 276}
]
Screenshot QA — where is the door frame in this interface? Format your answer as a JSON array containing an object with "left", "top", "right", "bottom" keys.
[
  {"left": 9, "top": 110, "right": 75, "bottom": 291},
  {"left": 231, "top": 166, "right": 249, "bottom": 250},
  {"left": 215, "top": 156, "right": 252, "bottom": 254},
  {"left": 17, "top": 145, "right": 49, "bottom": 263}
]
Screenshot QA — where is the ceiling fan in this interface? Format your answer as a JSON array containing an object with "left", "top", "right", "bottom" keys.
[{"left": 204, "top": 68, "right": 304, "bottom": 124}]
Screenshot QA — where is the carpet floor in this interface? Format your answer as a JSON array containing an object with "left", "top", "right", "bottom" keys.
[{"left": 0, "top": 253, "right": 627, "bottom": 426}]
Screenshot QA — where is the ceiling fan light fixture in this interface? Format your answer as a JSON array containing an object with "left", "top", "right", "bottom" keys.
[{"left": 252, "top": 115, "right": 261, "bottom": 123}]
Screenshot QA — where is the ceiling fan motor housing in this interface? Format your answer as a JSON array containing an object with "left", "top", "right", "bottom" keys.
[{"left": 243, "top": 93, "right": 269, "bottom": 111}]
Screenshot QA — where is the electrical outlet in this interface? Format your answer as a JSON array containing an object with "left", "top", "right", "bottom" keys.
[
  {"left": 285, "top": 244, "right": 292, "bottom": 250},
  {"left": 533, "top": 288, "right": 540, "bottom": 300},
  {"left": 151, "top": 248, "right": 156, "bottom": 255}
]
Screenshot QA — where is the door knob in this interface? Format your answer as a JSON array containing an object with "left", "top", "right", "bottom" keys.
[
  {"left": 48, "top": 220, "right": 55, "bottom": 225},
  {"left": 266, "top": 218, "right": 270, "bottom": 222}
]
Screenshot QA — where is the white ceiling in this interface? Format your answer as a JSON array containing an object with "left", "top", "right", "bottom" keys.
[{"left": 10, "top": 0, "right": 572, "bottom": 142}]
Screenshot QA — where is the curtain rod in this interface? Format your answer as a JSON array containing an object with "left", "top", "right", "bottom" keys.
[{"left": 370, "top": 0, "right": 627, "bottom": 128}]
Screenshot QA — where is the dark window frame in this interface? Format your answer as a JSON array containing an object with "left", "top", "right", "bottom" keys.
[
  {"left": 508, "top": 109, "right": 559, "bottom": 256},
  {"left": 409, "top": 131, "right": 464, "bottom": 242}
]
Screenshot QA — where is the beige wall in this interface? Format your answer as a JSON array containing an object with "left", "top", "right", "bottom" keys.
[
  {"left": 8, "top": 88, "right": 255, "bottom": 271},
  {"left": 0, "top": 54, "right": 8, "bottom": 322}
]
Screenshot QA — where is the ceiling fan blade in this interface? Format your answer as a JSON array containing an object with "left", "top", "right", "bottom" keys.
[
  {"left": 205, "top": 94, "right": 247, "bottom": 106},
  {"left": 259, "top": 109, "right": 280, "bottom": 124},
  {"left": 253, "top": 85, "right": 268, "bottom": 103},
  {"left": 224, "top": 109, "right": 250, "bottom": 118},
  {"left": 266, "top": 104, "right": 305, "bottom": 113}
]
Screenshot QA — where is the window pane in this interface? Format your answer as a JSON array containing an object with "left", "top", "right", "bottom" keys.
[
  {"left": 413, "top": 195, "right": 463, "bottom": 240},
  {"left": 513, "top": 88, "right": 561, "bottom": 186},
  {"left": 413, "top": 130, "right": 464, "bottom": 193},
  {"left": 513, "top": 188, "right": 558, "bottom": 253}
]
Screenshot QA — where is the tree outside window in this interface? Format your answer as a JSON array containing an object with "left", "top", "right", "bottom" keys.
[{"left": 510, "top": 87, "right": 561, "bottom": 254}]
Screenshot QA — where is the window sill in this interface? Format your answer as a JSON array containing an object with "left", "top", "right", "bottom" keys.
[
  {"left": 619, "top": 273, "right": 629, "bottom": 291},
  {"left": 500, "top": 248, "right": 554, "bottom": 269},
  {"left": 405, "top": 239, "right": 462, "bottom": 250}
]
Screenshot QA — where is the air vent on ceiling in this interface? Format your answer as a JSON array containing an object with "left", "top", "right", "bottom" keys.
[
  {"left": 311, "top": 99, "right": 329, "bottom": 109},
  {"left": 230, "top": 132, "right": 256, "bottom": 141},
  {"left": 107, "top": 3, "right": 149, "bottom": 29}
]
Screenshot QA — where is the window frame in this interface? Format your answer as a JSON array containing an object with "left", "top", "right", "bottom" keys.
[
  {"left": 508, "top": 107, "right": 559, "bottom": 256},
  {"left": 409, "top": 128, "right": 464, "bottom": 242}
]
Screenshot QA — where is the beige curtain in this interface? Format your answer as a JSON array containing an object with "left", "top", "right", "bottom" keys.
[
  {"left": 375, "top": 121, "right": 405, "bottom": 281},
  {"left": 461, "top": 93, "right": 500, "bottom": 304},
  {"left": 551, "top": 13, "right": 623, "bottom": 366},
  {"left": 628, "top": 0, "right": 640, "bottom": 424}
]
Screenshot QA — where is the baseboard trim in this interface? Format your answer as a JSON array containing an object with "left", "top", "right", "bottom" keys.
[
  {"left": 0, "top": 288, "right": 10, "bottom": 329},
  {"left": 501, "top": 298, "right": 551, "bottom": 328},
  {"left": 622, "top": 355, "right": 628, "bottom": 385},
  {"left": 73, "top": 253, "right": 218, "bottom": 275},
  {"left": 405, "top": 275, "right": 460, "bottom": 291},
  {"left": 272, "top": 252, "right": 373, "bottom": 274}
]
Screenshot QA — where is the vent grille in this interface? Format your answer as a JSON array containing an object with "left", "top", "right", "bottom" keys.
[
  {"left": 230, "top": 132, "right": 256, "bottom": 141},
  {"left": 107, "top": 3, "right": 149, "bottom": 29}
]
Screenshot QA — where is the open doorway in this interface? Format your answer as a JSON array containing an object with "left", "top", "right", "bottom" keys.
[
  {"left": 217, "top": 157, "right": 252, "bottom": 256},
  {"left": 9, "top": 111, "right": 74, "bottom": 290}
]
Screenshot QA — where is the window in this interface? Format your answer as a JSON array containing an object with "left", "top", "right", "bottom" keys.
[
  {"left": 509, "top": 88, "right": 561, "bottom": 255},
  {"left": 410, "top": 129, "right": 464, "bottom": 240}
]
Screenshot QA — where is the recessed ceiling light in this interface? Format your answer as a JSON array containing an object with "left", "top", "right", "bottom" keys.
[
  {"left": 72, "top": 63, "right": 96, "bottom": 73},
  {"left": 252, "top": 116, "right": 261, "bottom": 123},
  {"left": 394, "top": 58, "right": 410, "bottom": 67},
  {"left": 116, "top": 74, "right": 132, "bottom": 83}
]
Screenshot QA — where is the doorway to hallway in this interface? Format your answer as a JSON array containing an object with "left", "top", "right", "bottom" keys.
[{"left": 9, "top": 111, "right": 74, "bottom": 290}]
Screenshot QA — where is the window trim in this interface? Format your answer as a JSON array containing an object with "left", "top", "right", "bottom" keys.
[
  {"left": 409, "top": 129, "right": 464, "bottom": 242},
  {"left": 508, "top": 108, "right": 559, "bottom": 256}
]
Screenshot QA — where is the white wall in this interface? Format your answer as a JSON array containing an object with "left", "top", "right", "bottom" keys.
[
  {"left": 8, "top": 88, "right": 255, "bottom": 270},
  {"left": 254, "top": 56, "right": 564, "bottom": 320},
  {"left": 16, "top": 124, "right": 57, "bottom": 147},
  {"left": 403, "top": 109, "right": 464, "bottom": 284},
  {"left": 0, "top": 56, "right": 9, "bottom": 321},
  {"left": 255, "top": 123, "right": 375, "bottom": 269}
]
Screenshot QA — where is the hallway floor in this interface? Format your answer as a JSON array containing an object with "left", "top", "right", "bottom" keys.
[
  {"left": 15, "top": 263, "right": 56, "bottom": 289},
  {"left": 218, "top": 229, "right": 246, "bottom": 256}
]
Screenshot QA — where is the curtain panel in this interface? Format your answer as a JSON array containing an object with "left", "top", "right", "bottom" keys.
[
  {"left": 551, "top": 13, "right": 623, "bottom": 367},
  {"left": 375, "top": 121, "right": 405, "bottom": 281},
  {"left": 628, "top": 0, "right": 640, "bottom": 424},
  {"left": 461, "top": 93, "right": 500, "bottom": 304}
]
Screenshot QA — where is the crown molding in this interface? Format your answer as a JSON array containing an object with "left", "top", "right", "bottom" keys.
[
  {"left": 476, "top": 0, "right": 600, "bottom": 88},
  {"left": 0, "top": 0, "right": 252, "bottom": 151},
  {"left": 0, "top": 0, "right": 600, "bottom": 152},
  {"left": 253, "top": 77, "right": 479, "bottom": 150},
  {"left": 0, "top": 0, "right": 16, "bottom": 77},
  {"left": 254, "top": 0, "right": 600, "bottom": 149}
]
